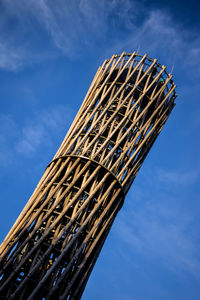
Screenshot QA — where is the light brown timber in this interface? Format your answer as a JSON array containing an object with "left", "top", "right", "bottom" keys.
[{"left": 0, "top": 52, "right": 177, "bottom": 299}]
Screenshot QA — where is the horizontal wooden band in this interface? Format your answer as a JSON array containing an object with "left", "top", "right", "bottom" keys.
[{"left": 46, "top": 154, "right": 125, "bottom": 204}]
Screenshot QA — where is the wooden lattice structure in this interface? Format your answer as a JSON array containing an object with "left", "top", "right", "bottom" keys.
[{"left": 0, "top": 52, "right": 177, "bottom": 299}]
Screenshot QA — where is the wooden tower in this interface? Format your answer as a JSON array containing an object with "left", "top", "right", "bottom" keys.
[{"left": 0, "top": 52, "right": 177, "bottom": 299}]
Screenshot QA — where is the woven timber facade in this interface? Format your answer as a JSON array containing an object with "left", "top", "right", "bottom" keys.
[{"left": 0, "top": 52, "right": 177, "bottom": 299}]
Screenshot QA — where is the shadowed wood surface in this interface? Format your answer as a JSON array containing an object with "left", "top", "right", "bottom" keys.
[{"left": 0, "top": 52, "right": 177, "bottom": 300}]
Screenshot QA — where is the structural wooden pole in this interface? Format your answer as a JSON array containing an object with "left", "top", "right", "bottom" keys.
[{"left": 0, "top": 52, "right": 177, "bottom": 299}]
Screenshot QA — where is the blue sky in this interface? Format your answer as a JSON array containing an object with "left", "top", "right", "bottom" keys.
[{"left": 0, "top": 0, "right": 200, "bottom": 299}]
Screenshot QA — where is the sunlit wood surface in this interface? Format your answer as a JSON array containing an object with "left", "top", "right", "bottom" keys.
[{"left": 0, "top": 52, "right": 177, "bottom": 300}]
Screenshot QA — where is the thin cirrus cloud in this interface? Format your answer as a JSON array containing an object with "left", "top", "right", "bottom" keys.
[
  {"left": 140, "top": 164, "right": 200, "bottom": 188},
  {"left": 157, "top": 168, "right": 199, "bottom": 186},
  {"left": 0, "top": 105, "right": 72, "bottom": 163},
  {"left": 110, "top": 161, "right": 200, "bottom": 280},
  {"left": 114, "top": 193, "right": 200, "bottom": 279},
  {"left": 111, "top": 9, "right": 200, "bottom": 76},
  {"left": 15, "top": 106, "right": 73, "bottom": 156},
  {"left": 0, "top": 0, "right": 199, "bottom": 73},
  {"left": 0, "top": 43, "right": 26, "bottom": 71}
]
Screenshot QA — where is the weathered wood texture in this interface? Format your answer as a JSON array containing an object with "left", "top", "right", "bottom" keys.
[{"left": 0, "top": 52, "right": 177, "bottom": 299}]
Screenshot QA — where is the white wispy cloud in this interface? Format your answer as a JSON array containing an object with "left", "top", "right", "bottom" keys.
[
  {"left": 115, "top": 197, "right": 200, "bottom": 278},
  {"left": 0, "top": 43, "right": 25, "bottom": 70},
  {"left": 109, "top": 9, "right": 200, "bottom": 75},
  {"left": 0, "top": 105, "right": 73, "bottom": 163},
  {"left": 16, "top": 124, "right": 45, "bottom": 155},
  {"left": 15, "top": 105, "right": 73, "bottom": 156},
  {"left": 112, "top": 162, "right": 200, "bottom": 279},
  {"left": 157, "top": 168, "right": 199, "bottom": 186},
  {"left": 31, "top": 0, "right": 75, "bottom": 54},
  {"left": 0, "top": 0, "right": 57, "bottom": 70},
  {"left": 0, "top": 0, "right": 199, "bottom": 73},
  {"left": 30, "top": 0, "right": 136, "bottom": 54}
]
